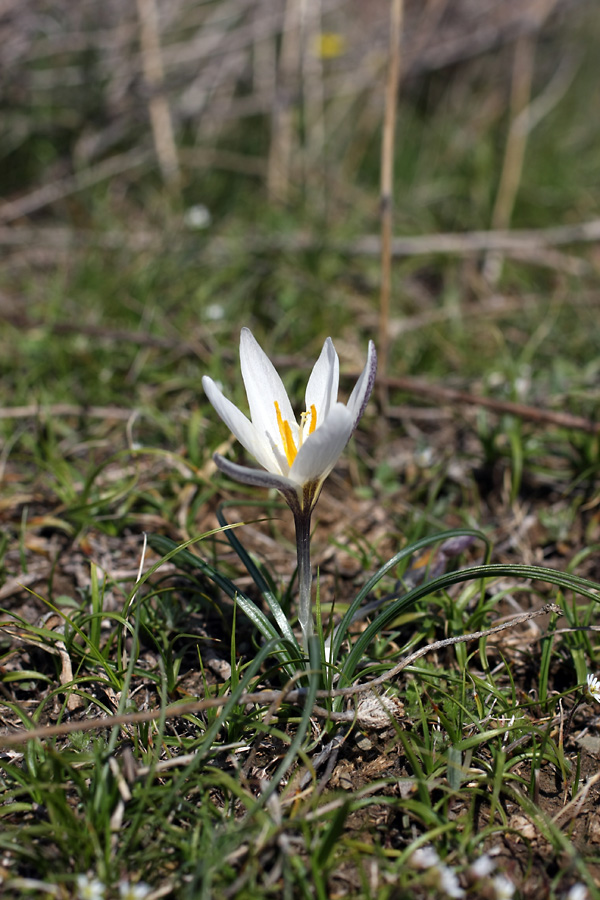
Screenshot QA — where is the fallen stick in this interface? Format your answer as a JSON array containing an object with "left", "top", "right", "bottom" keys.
[
  {"left": 0, "top": 603, "right": 561, "bottom": 746},
  {"left": 1, "top": 218, "right": 600, "bottom": 256},
  {"left": 0, "top": 348, "right": 596, "bottom": 434},
  {"left": 382, "top": 375, "right": 600, "bottom": 434}
]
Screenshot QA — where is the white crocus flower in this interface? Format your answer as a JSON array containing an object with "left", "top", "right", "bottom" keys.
[
  {"left": 586, "top": 672, "right": 600, "bottom": 703},
  {"left": 203, "top": 327, "right": 376, "bottom": 514},
  {"left": 203, "top": 327, "right": 376, "bottom": 650}
]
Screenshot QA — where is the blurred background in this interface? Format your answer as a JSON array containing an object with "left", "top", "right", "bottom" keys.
[{"left": 0, "top": 0, "right": 599, "bottom": 527}]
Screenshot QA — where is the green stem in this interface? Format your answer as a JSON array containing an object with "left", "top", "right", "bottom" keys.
[{"left": 294, "top": 510, "right": 314, "bottom": 654}]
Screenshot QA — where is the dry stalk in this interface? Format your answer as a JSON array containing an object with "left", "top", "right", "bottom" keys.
[
  {"left": 484, "top": 33, "right": 537, "bottom": 285},
  {"left": 1, "top": 310, "right": 598, "bottom": 434},
  {"left": 2, "top": 216, "right": 600, "bottom": 258},
  {"left": 0, "top": 149, "right": 151, "bottom": 224},
  {"left": 382, "top": 374, "right": 600, "bottom": 435},
  {"left": 299, "top": 0, "right": 325, "bottom": 205},
  {"left": 552, "top": 769, "right": 600, "bottom": 825},
  {"left": 267, "top": 0, "right": 301, "bottom": 203},
  {"left": 378, "top": 0, "right": 404, "bottom": 401},
  {"left": 0, "top": 403, "right": 136, "bottom": 421},
  {"left": 135, "top": 0, "right": 181, "bottom": 188}
]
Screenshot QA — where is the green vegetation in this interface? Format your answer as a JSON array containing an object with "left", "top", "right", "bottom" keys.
[{"left": 1, "top": 2, "right": 600, "bottom": 898}]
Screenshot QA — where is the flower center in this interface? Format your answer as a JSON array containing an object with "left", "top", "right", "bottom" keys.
[{"left": 274, "top": 401, "right": 317, "bottom": 467}]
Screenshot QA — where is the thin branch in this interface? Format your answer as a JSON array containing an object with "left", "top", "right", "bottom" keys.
[
  {"left": 352, "top": 219, "right": 600, "bottom": 256},
  {"left": 0, "top": 603, "right": 562, "bottom": 746},
  {"left": 0, "top": 403, "right": 137, "bottom": 421},
  {"left": 0, "top": 314, "right": 212, "bottom": 362},
  {"left": 382, "top": 375, "right": 600, "bottom": 435},
  {"left": 2, "top": 218, "right": 600, "bottom": 257},
  {"left": 0, "top": 149, "right": 151, "bottom": 224},
  {"left": 0, "top": 314, "right": 597, "bottom": 434},
  {"left": 551, "top": 769, "right": 600, "bottom": 825}
]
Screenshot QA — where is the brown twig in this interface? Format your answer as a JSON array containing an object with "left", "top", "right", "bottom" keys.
[
  {"left": 0, "top": 149, "right": 151, "bottom": 225},
  {"left": 0, "top": 603, "right": 562, "bottom": 746},
  {"left": 0, "top": 403, "right": 138, "bottom": 422},
  {"left": 382, "top": 375, "right": 600, "bottom": 435},
  {"left": 350, "top": 219, "right": 600, "bottom": 256},
  {"left": 0, "top": 312, "right": 597, "bottom": 434},
  {"left": 2, "top": 218, "right": 600, "bottom": 258},
  {"left": 0, "top": 313, "right": 212, "bottom": 362}
]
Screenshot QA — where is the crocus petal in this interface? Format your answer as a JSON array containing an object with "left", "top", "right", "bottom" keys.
[
  {"left": 213, "top": 453, "right": 299, "bottom": 498},
  {"left": 202, "top": 375, "right": 280, "bottom": 474},
  {"left": 304, "top": 337, "right": 339, "bottom": 423},
  {"left": 289, "top": 403, "right": 354, "bottom": 485},
  {"left": 239, "top": 327, "right": 297, "bottom": 445},
  {"left": 346, "top": 340, "right": 377, "bottom": 430}
]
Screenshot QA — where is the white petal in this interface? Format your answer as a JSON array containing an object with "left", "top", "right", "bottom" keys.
[
  {"left": 346, "top": 340, "right": 377, "bottom": 430},
  {"left": 239, "top": 328, "right": 297, "bottom": 445},
  {"left": 305, "top": 337, "right": 339, "bottom": 423},
  {"left": 213, "top": 453, "right": 298, "bottom": 494},
  {"left": 213, "top": 454, "right": 306, "bottom": 516},
  {"left": 202, "top": 376, "right": 281, "bottom": 474},
  {"left": 289, "top": 403, "right": 354, "bottom": 485}
]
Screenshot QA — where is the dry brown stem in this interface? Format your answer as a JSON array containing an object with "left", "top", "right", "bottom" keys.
[
  {"left": 267, "top": 0, "right": 301, "bottom": 202},
  {"left": 0, "top": 603, "right": 562, "bottom": 746},
  {"left": 378, "top": 0, "right": 404, "bottom": 392},
  {"left": 382, "top": 375, "right": 600, "bottom": 434},
  {"left": 2, "top": 216, "right": 600, "bottom": 259},
  {"left": 0, "top": 150, "right": 151, "bottom": 225},
  {"left": 135, "top": 0, "right": 181, "bottom": 187},
  {"left": 484, "top": 32, "right": 537, "bottom": 284}
]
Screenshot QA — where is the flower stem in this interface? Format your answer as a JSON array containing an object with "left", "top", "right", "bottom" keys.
[{"left": 294, "top": 510, "right": 314, "bottom": 654}]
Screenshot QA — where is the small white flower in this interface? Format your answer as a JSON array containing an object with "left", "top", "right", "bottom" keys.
[
  {"left": 411, "top": 845, "right": 441, "bottom": 869},
  {"left": 438, "top": 865, "right": 465, "bottom": 898},
  {"left": 410, "top": 848, "right": 464, "bottom": 899},
  {"left": 586, "top": 673, "right": 600, "bottom": 703},
  {"left": 119, "top": 881, "right": 152, "bottom": 900},
  {"left": 492, "top": 873, "right": 515, "bottom": 900},
  {"left": 203, "top": 328, "right": 376, "bottom": 515},
  {"left": 470, "top": 854, "right": 496, "bottom": 879},
  {"left": 76, "top": 875, "right": 106, "bottom": 900},
  {"left": 205, "top": 302, "right": 225, "bottom": 321},
  {"left": 184, "top": 204, "right": 211, "bottom": 229},
  {"left": 566, "top": 884, "right": 589, "bottom": 900}
]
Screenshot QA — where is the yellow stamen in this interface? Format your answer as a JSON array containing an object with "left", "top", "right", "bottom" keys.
[
  {"left": 299, "top": 404, "right": 318, "bottom": 441},
  {"left": 275, "top": 401, "right": 318, "bottom": 467},
  {"left": 275, "top": 401, "right": 298, "bottom": 467}
]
